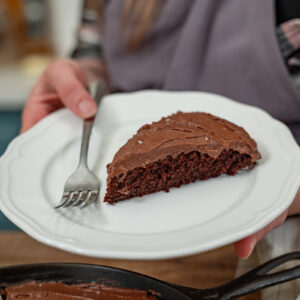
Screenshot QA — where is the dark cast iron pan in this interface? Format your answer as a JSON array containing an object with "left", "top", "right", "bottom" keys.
[{"left": 0, "top": 252, "right": 299, "bottom": 299}]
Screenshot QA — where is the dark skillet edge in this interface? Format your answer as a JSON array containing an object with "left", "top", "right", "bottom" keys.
[
  {"left": 0, "top": 262, "right": 191, "bottom": 300},
  {"left": 0, "top": 252, "right": 299, "bottom": 300}
]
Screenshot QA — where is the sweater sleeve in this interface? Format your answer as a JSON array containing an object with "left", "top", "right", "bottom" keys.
[{"left": 276, "top": 19, "right": 300, "bottom": 91}]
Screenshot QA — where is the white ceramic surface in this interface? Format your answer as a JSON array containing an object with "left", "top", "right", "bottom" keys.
[{"left": 1, "top": 90, "right": 300, "bottom": 259}]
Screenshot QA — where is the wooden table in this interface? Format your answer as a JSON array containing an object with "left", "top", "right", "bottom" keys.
[{"left": 0, "top": 231, "right": 260, "bottom": 299}]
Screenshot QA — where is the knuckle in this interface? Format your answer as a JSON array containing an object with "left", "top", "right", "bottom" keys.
[
  {"left": 63, "top": 84, "right": 87, "bottom": 106},
  {"left": 47, "top": 60, "right": 63, "bottom": 73},
  {"left": 47, "top": 59, "right": 73, "bottom": 74},
  {"left": 63, "top": 82, "right": 79, "bottom": 95}
]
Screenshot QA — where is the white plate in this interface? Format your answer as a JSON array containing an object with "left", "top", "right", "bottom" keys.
[{"left": 1, "top": 91, "right": 300, "bottom": 260}]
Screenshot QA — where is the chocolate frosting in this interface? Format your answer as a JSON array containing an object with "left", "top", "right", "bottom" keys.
[
  {"left": 4, "top": 282, "right": 156, "bottom": 299},
  {"left": 107, "top": 112, "right": 261, "bottom": 179}
]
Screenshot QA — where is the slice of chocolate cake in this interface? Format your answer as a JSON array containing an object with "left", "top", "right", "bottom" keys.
[{"left": 104, "top": 112, "right": 261, "bottom": 204}]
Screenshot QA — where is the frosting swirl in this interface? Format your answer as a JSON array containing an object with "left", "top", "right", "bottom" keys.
[{"left": 108, "top": 112, "right": 261, "bottom": 179}]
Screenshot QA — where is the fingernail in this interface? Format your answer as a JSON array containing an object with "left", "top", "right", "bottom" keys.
[
  {"left": 243, "top": 237, "right": 257, "bottom": 259},
  {"left": 78, "top": 100, "right": 96, "bottom": 118}
]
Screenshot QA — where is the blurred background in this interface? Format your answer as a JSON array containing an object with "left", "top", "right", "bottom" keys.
[{"left": 0, "top": 0, "right": 84, "bottom": 229}]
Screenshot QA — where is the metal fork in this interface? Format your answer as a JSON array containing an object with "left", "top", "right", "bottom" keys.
[{"left": 55, "top": 81, "right": 106, "bottom": 209}]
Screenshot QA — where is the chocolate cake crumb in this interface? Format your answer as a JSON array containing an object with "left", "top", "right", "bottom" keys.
[{"left": 105, "top": 150, "right": 253, "bottom": 204}]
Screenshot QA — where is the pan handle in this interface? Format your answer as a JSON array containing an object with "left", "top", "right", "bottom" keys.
[
  {"left": 179, "top": 252, "right": 300, "bottom": 300},
  {"left": 214, "top": 251, "right": 300, "bottom": 300}
]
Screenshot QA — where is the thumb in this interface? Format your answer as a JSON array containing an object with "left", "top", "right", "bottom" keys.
[
  {"left": 234, "top": 235, "right": 257, "bottom": 259},
  {"left": 46, "top": 60, "right": 97, "bottom": 119},
  {"left": 234, "top": 209, "right": 288, "bottom": 259}
]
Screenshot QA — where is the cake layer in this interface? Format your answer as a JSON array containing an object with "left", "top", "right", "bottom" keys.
[{"left": 105, "top": 150, "right": 253, "bottom": 204}]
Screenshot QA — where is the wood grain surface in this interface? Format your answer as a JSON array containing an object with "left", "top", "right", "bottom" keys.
[{"left": 0, "top": 231, "right": 260, "bottom": 299}]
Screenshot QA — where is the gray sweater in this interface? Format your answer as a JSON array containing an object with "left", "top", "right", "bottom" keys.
[{"left": 74, "top": 0, "right": 300, "bottom": 142}]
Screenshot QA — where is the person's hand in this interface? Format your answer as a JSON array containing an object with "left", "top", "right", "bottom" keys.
[
  {"left": 234, "top": 188, "right": 300, "bottom": 258},
  {"left": 21, "top": 59, "right": 99, "bottom": 133}
]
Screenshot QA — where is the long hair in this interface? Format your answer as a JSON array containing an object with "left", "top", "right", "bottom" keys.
[
  {"left": 121, "top": 0, "right": 163, "bottom": 50},
  {"left": 88, "top": 0, "right": 163, "bottom": 51}
]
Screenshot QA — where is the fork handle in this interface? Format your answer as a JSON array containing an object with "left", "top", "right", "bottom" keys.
[{"left": 79, "top": 81, "right": 106, "bottom": 167}]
